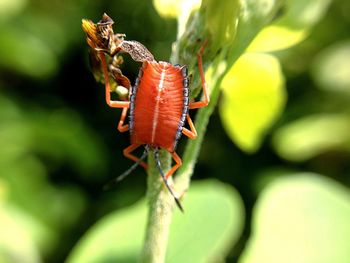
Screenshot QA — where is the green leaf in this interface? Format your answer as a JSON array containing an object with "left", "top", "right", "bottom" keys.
[
  {"left": 67, "top": 201, "right": 147, "bottom": 263},
  {"left": 152, "top": 0, "right": 201, "bottom": 19},
  {"left": 311, "top": 40, "right": 350, "bottom": 93},
  {"left": 239, "top": 173, "right": 350, "bottom": 263},
  {"left": 0, "top": 203, "right": 42, "bottom": 263},
  {"left": 0, "top": 25, "right": 58, "bottom": 78},
  {"left": 247, "top": 0, "right": 332, "bottom": 52},
  {"left": 247, "top": 25, "right": 308, "bottom": 52},
  {"left": 0, "top": 94, "right": 108, "bottom": 179},
  {"left": 0, "top": 95, "right": 105, "bottom": 254},
  {"left": 0, "top": 0, "right": 27, "bottom": 22},
  {"left": 167, "top": 180, "right": 244, "bottom": 263},
  {"left": 67, "top": 180, "right": 244, "bottom": 263},
  {"left": 220, "top": 53, "right": 286, "bottom": 153},
  {"left": 277, "top": 0, "right": 332, "bottom": 29},
  {"left": 272, "top": 113, "right": 350, "bottom": 161},
  {"left": 202, "top": 0, "right": 240, "bottom": 49}
]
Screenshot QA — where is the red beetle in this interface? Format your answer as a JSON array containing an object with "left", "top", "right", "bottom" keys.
[{"left": 82, "top": 14, "right": 209, "bottom": 210}]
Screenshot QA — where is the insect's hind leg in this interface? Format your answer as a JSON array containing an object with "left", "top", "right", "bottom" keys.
[
  {"left": 103, "top": 145, "right": 148, "bottom": 190},
  {"left": 153, "top": 149, "right": 184, "bottom": 212},
  {"left": 123, "top": 143, "right": 148, "bottom": 169},
  {"left": 165, "top": 152, "right": 182, "bottom": 180}
]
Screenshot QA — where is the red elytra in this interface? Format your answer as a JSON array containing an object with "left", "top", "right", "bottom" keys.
[{"left": 83, "top": 14, "right": 209, "bottom": 210}]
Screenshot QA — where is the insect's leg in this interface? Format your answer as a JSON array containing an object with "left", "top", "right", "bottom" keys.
[
  {"left": 181, "top": 113, "right": 197, "bottom": 140},
  {"left": 153, "top": 149, "right": 184, "bottom": 212},
  {"left": 98, "top": 51, "right": 130, "bottom": 109},
  {"left": 165, "top": 152, "right": 182, "bottom": 180},
  {"left": 189, "top": 43, "right": 210, "bottom": 109},
  {"left": 117, "top": 106, "right": 129, "bottom": 132},
  {"left": 103, "top": 146, "right": 149, "bottom": 191},
  {"left": 123, "top": 143, "right": 148, "bottom": 169}
]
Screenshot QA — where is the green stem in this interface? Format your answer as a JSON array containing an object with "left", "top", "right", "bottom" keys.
[
  {"left": 175, "top": 72, "right": 223, "bottom": 192},
  {"left": 139, "top": 67, "right": 222, "bottom": 263},
  {"left": 140, "top": 149, "right": 174, "bottom": 263},
  {"left": 139, "top": 20, "right": 224, "bottom": 263},
  {"left": 139, "top": 0, "right": 282, "bottom": 261}
]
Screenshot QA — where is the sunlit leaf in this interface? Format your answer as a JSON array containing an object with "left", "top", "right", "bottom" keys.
[
  {"left": 247, "top": 25, "right": 308, "bottom": 52},
  {"left": 67, "top": 180, "right": 244, "bottom": 263},
  {"left": 247, "top": 0, "right": 332, "bottom": 52},
  {"left": 272, "top": 113, "right": 350, "bottom": 161},
  {"left": 0, "top": 203, "right": 42, "bottom": 263},
  {"left": 0, "top": 0, "right": 27, "bottom": 22},
  {"left": 153, "top": 0, "right": 201, "bottom": 19},
  {"left": 67, "top": 201, "right": 146, "bottom": 263},
  {"left": 0, "top": 154, "right": 84, "bottom": 255},
  {"left": 311, "top": 40, "right": 350, "bottom": 93},
  {"left": 167, "top": 180, "right": 244, "bottom": 263},
  {"left": 239, "top": 173, "right": 350, "bottom": 263},
  {"left": 220, "top": 53, "right": 286, "bottom": 153}
]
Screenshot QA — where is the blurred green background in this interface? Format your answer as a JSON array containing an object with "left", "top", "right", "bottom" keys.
[{"left": 1, "top": 0, "right": 350, "bottom": 262}]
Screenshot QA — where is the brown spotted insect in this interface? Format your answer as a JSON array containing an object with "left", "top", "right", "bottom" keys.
[{"left": 82, "top": 14, "right": 209, "bottom": 211}]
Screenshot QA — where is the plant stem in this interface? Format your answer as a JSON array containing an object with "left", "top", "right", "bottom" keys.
[
  {"left": 138, "top": 0, "right": 282, "bottom": 261},
  {"left": 140, "top": 149, "right": 174, "bottom": 263}
]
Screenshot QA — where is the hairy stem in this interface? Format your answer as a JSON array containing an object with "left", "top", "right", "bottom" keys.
[
  {"left": 140, "top": 150, "right": 174, "bottom": 263},
  {"left": 138, "top": 0, "right": 282, "bottom": 261}
]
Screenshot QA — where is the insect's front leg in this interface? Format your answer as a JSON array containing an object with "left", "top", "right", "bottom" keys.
[
  {"left": 98, "top": 52, "right": 129, "bottom": 108},
  {"left": 109, "top": 56, "right": 131, "bottom": 97}
]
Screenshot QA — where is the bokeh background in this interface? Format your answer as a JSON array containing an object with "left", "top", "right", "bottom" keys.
[{"left": 1, "top": 0, "right": 350, "bottom": 262}]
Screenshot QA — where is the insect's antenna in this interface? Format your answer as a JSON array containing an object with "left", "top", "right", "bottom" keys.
[
  {"left": 103, "top": 146, "right": 149, "bottom": 191},
  {"left": 153, "top": 148, "right": 184, "bottom": 212}
]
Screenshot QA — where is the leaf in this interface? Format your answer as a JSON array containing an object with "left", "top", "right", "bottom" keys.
[
  {"left": 152, "top": 0, "right": 201, "bottom": 19},
  {"left": 202, "top": 0, "right": 240, "bottom": 49},
  {"left": 0, "top": 0, "right": 27, "bottom": 22},
  {"left": 0, "top": 96, "right": 108, "bottom": 178},
  {"left": 239, "top": 173, "right": 350, "bottom": 263},
  {"left": 66, "top": 180, "right": 245, "bottom": 263},
  {"left": 0, "top": 25, "right": 58, "bottom": 78},
  {"left": 220, "top": 53, "right": 286, "bottom": 153},
  {"left": 0, "top": 95, "right": 104, "bottom": 254},
  {"left": 272, "top": 113, "right": 350, "bottom": 161},
  {"left": 0, "top": 203, "right": 42, "bottom": 263},
  {"left": 277, "top": 0, "right": 332, "bottom": 29},
  {"left": 311, "top": 40, "right": 350, "bottom": 93},
  {"left": 174, "top": 0, "right": 283, "bottom": 191},
  {"left": 247, "top": 0, "right": 332, "bottom": 52},
  {"left": 167, "top": 180, "right": 244, "bottom": 263},
  {"left": 247, "top": 25, "right": 308, "bottom": 52}
]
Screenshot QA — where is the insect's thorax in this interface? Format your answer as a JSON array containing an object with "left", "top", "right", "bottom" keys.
[{"left": 129, "top": 61, "right": 189, "bottom": 152}]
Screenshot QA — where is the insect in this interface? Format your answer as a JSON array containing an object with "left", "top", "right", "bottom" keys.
[{"left": 82, "top": 14, "right": 209, "bottom": 211}]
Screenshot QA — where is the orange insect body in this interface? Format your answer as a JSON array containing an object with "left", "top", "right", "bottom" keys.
[
  {"left": 82, "top": 14, "right": 209, "bottom": 210},
  {"left": 130, "top": 61, "right": 189, "bottom": 153}
]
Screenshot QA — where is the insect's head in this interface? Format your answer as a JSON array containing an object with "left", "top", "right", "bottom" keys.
[{"left": 82, "top": 13, "right": 122, "bottom": 55}]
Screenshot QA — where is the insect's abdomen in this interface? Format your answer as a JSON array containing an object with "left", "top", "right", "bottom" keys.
[{"left": 130, "top": 61, "right": 189, "bottom": 152}]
